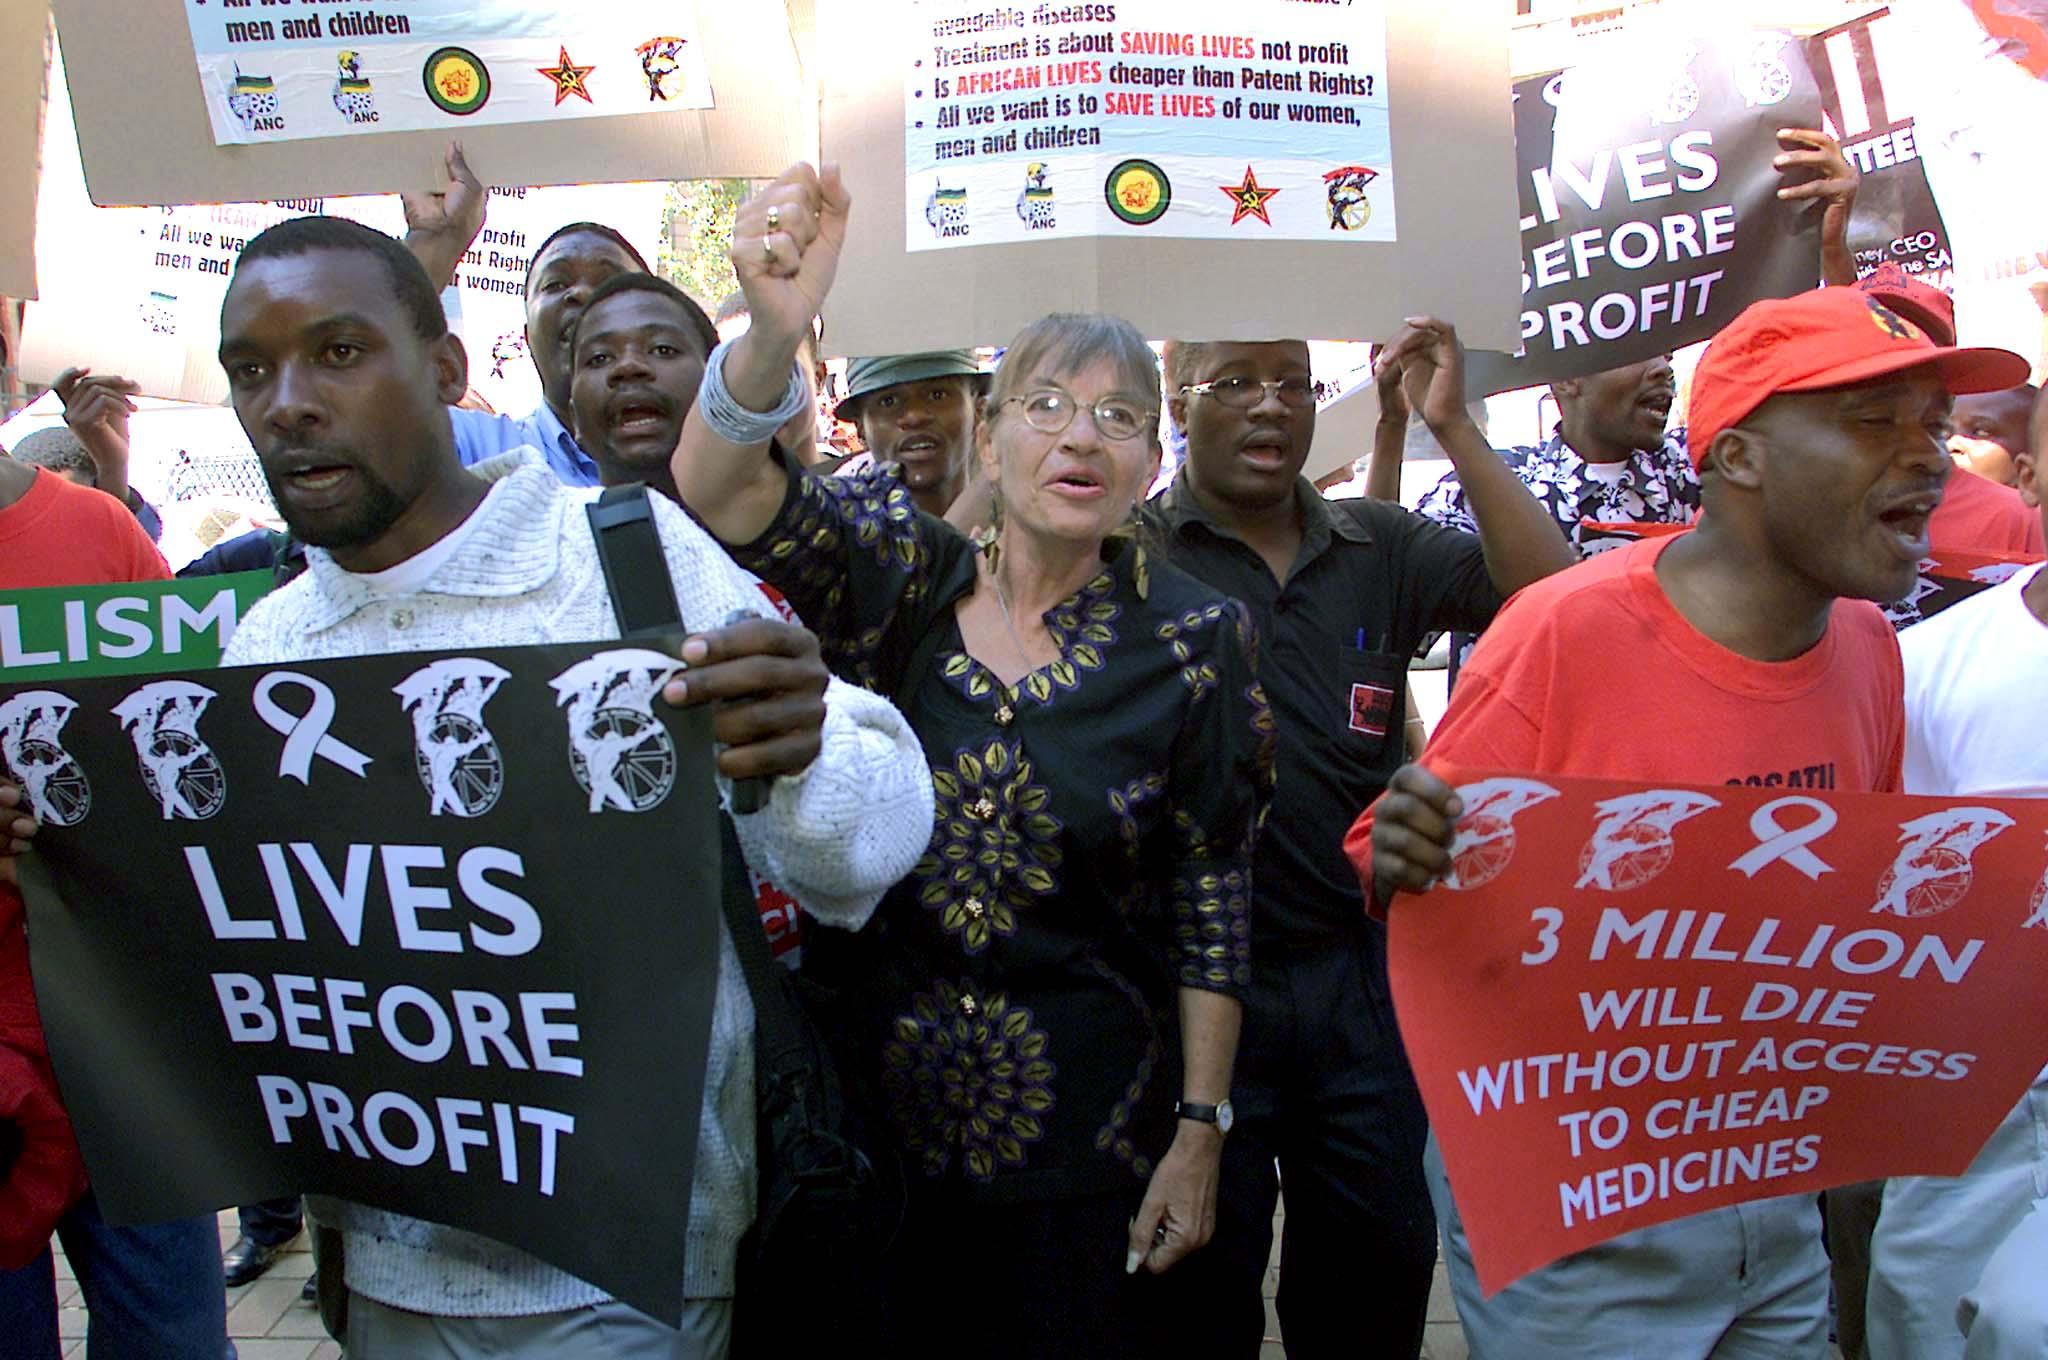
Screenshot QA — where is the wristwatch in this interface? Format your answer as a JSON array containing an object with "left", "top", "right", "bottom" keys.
[{"left": 1175, "top": 1098, "right": 1234, "bottom": 1134}]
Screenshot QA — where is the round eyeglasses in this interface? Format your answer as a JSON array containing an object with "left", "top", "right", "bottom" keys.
[{"left": 1000, "top": 388, "right": 1155, "bottom": 442}]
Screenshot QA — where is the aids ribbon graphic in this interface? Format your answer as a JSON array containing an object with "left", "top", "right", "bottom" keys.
[
  {"left": 1729, "top": 795, "right": 1838, "bottom": 880},
  {"left": 253, "top": 672, "right": 373, "bottom": 784}
]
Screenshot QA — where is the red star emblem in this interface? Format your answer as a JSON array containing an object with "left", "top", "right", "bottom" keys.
[
  {"left": 537, "top": 46, "right": 595, "bottom": 105},
  {"left": 1220, "top": 165, "right": 1280, "bottom": 226}
]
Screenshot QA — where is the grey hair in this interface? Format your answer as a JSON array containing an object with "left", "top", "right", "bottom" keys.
[
  {"left": 986, "top": 312, "right": 1161, "bottom": 436},
  {"left": 9, "top": 426, "right": 96, "bottom": 483}
]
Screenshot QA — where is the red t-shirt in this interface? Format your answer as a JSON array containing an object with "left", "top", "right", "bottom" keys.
[
  {"left": 1345, "top": 535, "right": 1905, "bottom": 899},
  {"left": 1932, "top": 468, "right": 2045, "bottom": 557},
  {"left": 2, "top": 470, "right": 169, "bottom": 1035}
]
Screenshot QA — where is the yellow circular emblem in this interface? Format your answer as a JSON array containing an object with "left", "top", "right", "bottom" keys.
[
  {"left": 1105, "top": 159, "right": 1171, "bottom": 226},
  {"left": 424, "top": 47, "right": 491, "bottom": 116}
]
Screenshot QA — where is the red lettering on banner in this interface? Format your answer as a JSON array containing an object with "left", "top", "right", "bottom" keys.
[
  {"left": 1390, "top": 766, "right": 2048, "bottom": 1296},
  {"left": 757, "top": 880, "right": 802, "bottom": 963}
]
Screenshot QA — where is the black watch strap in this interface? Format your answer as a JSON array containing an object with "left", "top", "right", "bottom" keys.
[{"left": 1176, "top": 1101, "right": 1222, "bottom": 1125}]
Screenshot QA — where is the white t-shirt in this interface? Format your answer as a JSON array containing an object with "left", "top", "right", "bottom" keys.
[
  {"left": 353, "top": 495, "right": 493, "bottom": 596},
  {"left": 1901, "top": 562, "right": 2048, "bottom": 796}
]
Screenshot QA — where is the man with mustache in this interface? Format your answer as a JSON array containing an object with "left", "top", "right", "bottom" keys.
[
  {"left": 567, "top": 273, "right": 720, "bottom": 508},
  {"left": 186, "top": 214, "right": 933, "bottom": 1357},
  {"left": 1862, "top": 432, "right": 2048, "bottom": 1360},
  {"left": 1414, "top": 353, "right": 1697, "bottom": 681},
  {"left": 1851, "top": 272, "right": 2045, "bottom": 635},
  {"left": 832, "top": 352, "right": 986, "bottom": 517},
  {"left": 1141, "top": 331, "right": 1574, "bottom": 1358},
  {"left": 1354, "top": 286, "right": 2029, "bottom": 1359},
  {"left": 1415, "top": 352, "right": 1696, "bottom": 557}
]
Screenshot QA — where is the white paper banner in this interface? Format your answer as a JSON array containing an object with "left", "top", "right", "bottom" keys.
[
  {"left": 902, "top": 0, "right": 1393, "bottom": 249},
  {"left": 184, "top": 1, "right": 712, "bottom": 145},
  {"left": 23, "top": 48, "right": 666, "bottom": 417}
]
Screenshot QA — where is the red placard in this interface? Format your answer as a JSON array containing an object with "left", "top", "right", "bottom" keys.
[{"left": 1389, "top": 766, "right": 2048, "bottom": 1297}]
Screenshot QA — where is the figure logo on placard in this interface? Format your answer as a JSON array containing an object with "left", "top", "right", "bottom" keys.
[
  {"left": 549, "top": 651, "right": 684, "bottom": 814},
  {"left": 635, "top": 36, "right": 690, "bottom": 101},
  {"left": 926, "top": 184, "right": 970, "bottom": 240},
  {"left": 394, "top": 659, "right": 511, "bottom": 817},
  {"left": 423, "top": 47, "right": 491, "bottom": 117},
  {"left": 1105, "top": 159, "right": 1171, "bottom": 226},
  {"left": 1220, "top": 166, "right": 1281, "bottom": 227},
  {"left": 1441, "top": 777, "right": 1560, "bottom": 891},
  {"left": 0, "top": 692, "right": 92, "bottom": 827},
  {"left": 332, "top": 51, "right": 378, "bottom": 124},
  {"left": 112, "top": 681, "right": 226, "bottom": 821},
  {"left": 1016, "top": 163, "right": 1056, "bottom": 232},
  {"left": 224, "top": 67, "right": 284, "bottom": 135},
  {"left": 1871, "top": 807, "right": 2015, "bottom": 918},
  {"left": 1321, "top": 166, "right": 1377, "bottom": 231},
  {"left": 2027, "top": 845, "right": 2048, "bottom": 929},
  {"left": 1881, "top": 567, "right": 1943, "bottom": 628},
  {"left": 1575, "top": 789, "right": 1720, "bottom": 891},
  {"left": 489, "top": 332, "right": 529, "bottom": 381},
  {"left": 1642, "top": 40, "right": 1702, "bottom": 124},
  {"left": 1970, "top": 561, "right": 2031, "bottom": 586},
  {"left": 1737, "top": 33, "right": 1796, "bottom": 108}
]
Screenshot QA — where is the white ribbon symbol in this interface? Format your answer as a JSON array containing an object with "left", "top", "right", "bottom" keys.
[
  {"left": 1729, "top": 795, "right": 1838, "bottom": 880},
  {"left": 253, "top": 672, "right": 373, "bottom": 784}
]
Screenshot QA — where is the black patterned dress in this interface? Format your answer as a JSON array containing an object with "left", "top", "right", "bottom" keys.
[{"left": 731, "top": 462, "right": 1275, "bottom": 1210}]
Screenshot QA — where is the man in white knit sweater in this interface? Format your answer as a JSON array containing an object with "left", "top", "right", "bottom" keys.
[{"left": 210, "top": 216, "right": 933, "bottom": 1356}]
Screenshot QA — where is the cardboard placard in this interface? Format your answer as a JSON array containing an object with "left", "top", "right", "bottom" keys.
[
  {"left": 1390, "top": 767, "right": 2048, "bottom": 1297},
  {"left": 178, "top": 3, "right": 713, "bottom": 146},
  {"left": 50, "top": 0, "right": 812, "bottom": 206},
  {"left": 0, "top": 3, "right": 48, "bottom": 301},
  {"left": 10, "top": 640, "right": 721, "bottom": 1324},
  {"left": 1463, "top": 27, "right": 1828, "bottom": 396},
  {"left": 19, "top": 47, "right": 665, "bottom": 419},
  {"left": 817, "top": 0, "right": 1519, "bottom": 355}
]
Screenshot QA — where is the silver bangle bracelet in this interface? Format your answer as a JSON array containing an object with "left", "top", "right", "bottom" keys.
[{"left": 700, "top": 337, "right": 809, "bottom": 446}]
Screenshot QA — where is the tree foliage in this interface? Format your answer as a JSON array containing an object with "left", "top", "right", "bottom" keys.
[{"left": 658, "top": 179, "right": 755, "bottom": 311}]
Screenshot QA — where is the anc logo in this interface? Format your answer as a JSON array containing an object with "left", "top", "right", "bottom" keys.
[
  {"left": 1105, "top": 159, "right": 1171, "bottom": 226},
  {"left": 423, "top": 47, "right": 491, "bottom": 116}
]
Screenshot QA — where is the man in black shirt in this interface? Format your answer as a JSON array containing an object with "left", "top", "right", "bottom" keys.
[{"left": 1145, "top": 324, "right": 1573, "bottom": 1358}]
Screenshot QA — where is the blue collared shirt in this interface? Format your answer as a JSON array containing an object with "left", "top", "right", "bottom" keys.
[{"left": 450, "top": 402, "right": 601, "bottom": 487}]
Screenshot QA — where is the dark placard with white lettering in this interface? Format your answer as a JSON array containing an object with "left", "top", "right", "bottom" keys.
[
  {"left": 1804, "top": 11, "right": 1954, "bottom": 285},
  {"left": 9, "top": 640, "right": 719, "bottom": 1324},
  {"left": 1466, "top": 30, "right": 1825, "bottom": 397}
]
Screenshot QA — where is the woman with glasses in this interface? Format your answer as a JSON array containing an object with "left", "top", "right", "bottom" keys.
[{"left": 668, "top": 165, "right": 1275, "bottom": 1357}]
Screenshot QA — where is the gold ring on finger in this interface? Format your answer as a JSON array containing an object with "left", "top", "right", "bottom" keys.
[{"left": 766, "top": 205, "right": 782, "bottom": 232}]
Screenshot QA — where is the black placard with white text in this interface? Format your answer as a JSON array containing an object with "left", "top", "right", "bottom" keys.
[
  {"left": 9, "top": 641, "right": 719, "bottom": 1324},
  {"left": 1467, "top": 30, "right": 1826, "bottom": 397},
  {"left": 1803, "top": 9, "right": 1954, "bottom": 285}
]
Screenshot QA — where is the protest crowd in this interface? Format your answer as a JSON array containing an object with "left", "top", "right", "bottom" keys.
[{"left": 3, "top": 9, "right": 2048, "bottom": 1360}]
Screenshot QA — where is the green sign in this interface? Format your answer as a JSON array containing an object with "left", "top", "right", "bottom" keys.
[{"left": 0, "top": 572, "right": 273, "bottom": 681}]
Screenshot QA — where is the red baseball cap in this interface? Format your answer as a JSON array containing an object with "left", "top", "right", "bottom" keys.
[
  {"left": 1687, "top": 287, "right": 2029, "bottom": 471},
  {"left": 1853, "top": 263, "right": 1956, "bottom": 345}
]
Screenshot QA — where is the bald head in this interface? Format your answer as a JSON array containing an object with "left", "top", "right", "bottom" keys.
[{"left": 1950, "top": 384, "right": 2037, "bottom": 485}]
